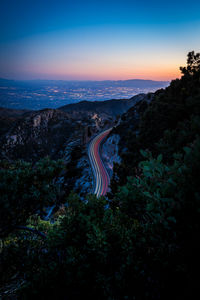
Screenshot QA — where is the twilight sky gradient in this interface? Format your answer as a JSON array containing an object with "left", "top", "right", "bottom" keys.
[{"left": 0, "top": 0, "right": 200, "bottom": 81}]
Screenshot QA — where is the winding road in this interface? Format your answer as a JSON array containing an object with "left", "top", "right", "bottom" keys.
[{"left": 88, "top": 128, "right": 112, "bottom": 198}]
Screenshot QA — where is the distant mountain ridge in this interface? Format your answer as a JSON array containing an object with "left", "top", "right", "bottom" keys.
[
  {"left": 0, "top": 78, "right": 169, "bottom": 86},
  {"left": 59, "top": 94, "right": 146, "bottom": 117}
]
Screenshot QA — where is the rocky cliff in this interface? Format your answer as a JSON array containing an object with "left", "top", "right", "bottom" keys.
[{"left": 0, "top": 93, "right": 147, "bottom": 195}]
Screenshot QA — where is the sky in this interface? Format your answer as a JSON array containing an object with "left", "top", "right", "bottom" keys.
[{"left": 0, "top": 0, "right": 200, "bottom": 81}]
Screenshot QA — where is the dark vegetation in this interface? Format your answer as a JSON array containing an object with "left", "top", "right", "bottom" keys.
[
  {"left": 0, "top": 52, "right": 200, "bottom": 299},
  {"left": 0, "top": 158, "right": 64, "bottom": 238},
  {"left": 64, "top": 145, "right": 84, "bottom": 195},
  {"left": 0, "top": 108, "right": 31, "bottom": 136},
  {"left": 111, "top": 51, "right": 200, "bottom": 187}
]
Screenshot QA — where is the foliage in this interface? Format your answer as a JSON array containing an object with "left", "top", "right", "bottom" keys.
[
  {"left": 0, "top": 157, "right": 64, "bottom": 237},
  {"left": 180, "top": 51, "right": 200, "bottom": 76},
  {"left": 1, "top": 138, "right": 200, "bottom": 299},
  {"left": 111, "top": 51, "right": 200, "bottom": 189}
]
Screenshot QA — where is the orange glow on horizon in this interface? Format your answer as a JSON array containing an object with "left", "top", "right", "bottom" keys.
[
  {"left": 35, "top": 66, "right": 181, "bottom": 82},
  {"left": 8, "top": 47, "right": 183, "bottom": 81}
]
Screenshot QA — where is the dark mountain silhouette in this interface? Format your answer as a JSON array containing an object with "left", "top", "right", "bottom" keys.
[{"left": 59, "top": 94, "right": 146, "bottom": 117}]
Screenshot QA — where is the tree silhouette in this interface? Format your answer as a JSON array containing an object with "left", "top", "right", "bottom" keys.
[{"left": 180, "top": 51, "right": 200, "bottom": 75}]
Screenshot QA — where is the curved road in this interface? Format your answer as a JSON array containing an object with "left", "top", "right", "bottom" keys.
[{"left": 88, "top": 128, "right": 112, "bottom": 198}]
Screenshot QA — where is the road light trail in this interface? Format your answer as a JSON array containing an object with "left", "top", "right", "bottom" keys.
[{"left": 88, "top": 128, "right": 112, "bottom": 198}]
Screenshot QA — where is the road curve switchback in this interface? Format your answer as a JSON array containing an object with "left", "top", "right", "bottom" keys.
[{"left": 88, "top": 128, "right": 112, "bottom": 198}]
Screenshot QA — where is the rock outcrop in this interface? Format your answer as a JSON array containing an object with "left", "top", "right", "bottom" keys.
[
  {"left": 101, "top": 134, "right": 121, "bottom": 178},
  {"left": 0, "top": 93, "right": 148, "bottom": 195}
]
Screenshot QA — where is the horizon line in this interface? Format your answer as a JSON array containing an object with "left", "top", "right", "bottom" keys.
[{"left": 0, "top": 77, "right": 171, "bottom": 83}]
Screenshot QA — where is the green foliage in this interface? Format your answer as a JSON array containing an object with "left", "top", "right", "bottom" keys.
[
  {"left": 111, "top": 51, "right": 200, "bottom": 189},
  {"left": 0, "top": 157, "right": 64, "bottom": 237},
  {"left": 2, "top": 138, "right": 200, "bottom": 299}
]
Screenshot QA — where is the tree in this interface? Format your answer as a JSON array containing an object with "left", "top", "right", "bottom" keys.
[
  {"left": 0, "top": 158, "right": 64, "bottom": 237},
  {"left": 180, "top": 51, "right": 200, "bottom": 76}
]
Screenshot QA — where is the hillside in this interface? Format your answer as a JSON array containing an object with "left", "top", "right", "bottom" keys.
[
  {"left": 0, "top": 94, "right": 145, "bottom": 199},
  {"left": 59, "top": 94, "right": 145, "bottom": 117},
  {"left": 1, "top": 52, "right": 200, "bottom": 299},
  {"left": 0, "top": 93, "right": 145, "bottom": 162},
  {"left": 110, "top": 52, "right": 200, "bottom": 189},
  {"left": 0, "top": 107, "right": 31, "bottom": 136}
]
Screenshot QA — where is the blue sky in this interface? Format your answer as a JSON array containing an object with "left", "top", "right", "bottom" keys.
[{"left": 0, "top": 0, "right": 200, "bottom": 80}]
